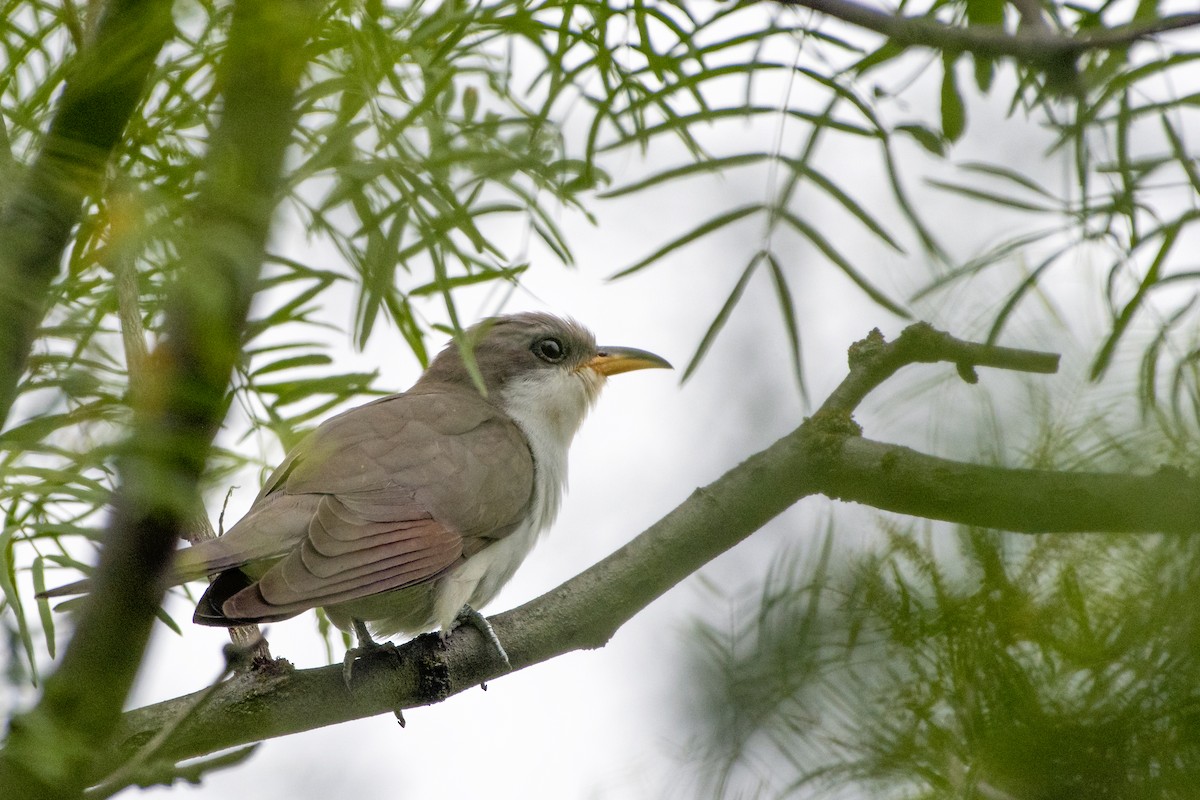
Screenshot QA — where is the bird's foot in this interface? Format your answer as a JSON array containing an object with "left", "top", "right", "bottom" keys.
[
  {"left": 343, "top": 619, "right": 399, "bottom": 687},
  {"left": 447, "top": 605, "right": 512, "bottom": 671}
]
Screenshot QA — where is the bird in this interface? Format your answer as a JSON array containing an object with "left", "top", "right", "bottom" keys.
[{"left": 45, "top": 313, "right": 671, "bottom": 672}]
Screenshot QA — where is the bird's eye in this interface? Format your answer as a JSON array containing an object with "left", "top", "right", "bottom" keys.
[{"left": 532, "top": 337, "right": 566, "bottom": 363}]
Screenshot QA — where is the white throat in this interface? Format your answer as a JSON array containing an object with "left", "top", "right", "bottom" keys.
[{"left": 500, "top": 368, "right": 604, "bottom": 533}]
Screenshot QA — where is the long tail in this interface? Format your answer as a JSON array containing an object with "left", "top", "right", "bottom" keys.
[
  {"left": 35, "top": 534, "right": 280, "bottom": 602},
  {"left": 35, "top": 495, "right": 313, "bottom": 602},
  {"left": 35, "top": 546, "right": 210, "bottom": 600},
  {"left": 36, "top": 577, "right": 93, "bottom": 599}
]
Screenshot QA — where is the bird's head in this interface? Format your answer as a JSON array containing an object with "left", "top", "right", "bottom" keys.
[{"left": 419, "top": 312, "right": 671, "bottom": 440}]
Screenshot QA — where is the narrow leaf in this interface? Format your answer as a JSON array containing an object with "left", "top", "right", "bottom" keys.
[
  {"left": 896, "top": 124, "right": 946, "bottom": 157},
  {"left": 779, "top": 211, "right": 910, "bottom": 318},
  {"left": 250, "top": 354, "right": 333, "bottom": 378},
  {"left": 0, "top": 526, "right": 39, "bottom": 684},
  {"left": 1091, "top": 224, "right": 1180, "bottom": 380},
  {"left": 32, "top": 556, "right": 55, "bottom": 659},
  {"left": 940, "top": 54, "right": 966, "bottom": 143},
  {"left": 765, "top": 253, "right": 807, "bottom": 403},
  {"left": 610, "top": 204, "right": 762, "bottom": 280},
  {"left": 683, "top": 256, "right": 760, "bottom": 381}
]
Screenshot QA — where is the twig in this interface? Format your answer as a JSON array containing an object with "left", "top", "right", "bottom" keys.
[
  {"left": 818, "top": 322, "right": 1060, "bottom": 417},
  {"left": 777, "top": 0, "right": 1200, "bottom": 64},
  {"left": 86, "top": 641, "right": 263, "bottom": 799},
  {"left": 1080, "top": 12, "right": 1200, "bottom": 48}
]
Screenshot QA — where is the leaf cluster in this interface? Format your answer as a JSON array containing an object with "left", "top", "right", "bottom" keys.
[
  {"left": 684, "top": 522, "right": 1200, "bottom": 800},
  {"left": 678, "top": 321, "right": 1200, "bottom": 797},
  {"left": 897, "top": 2, "right": 1200, "bottom": 437}
]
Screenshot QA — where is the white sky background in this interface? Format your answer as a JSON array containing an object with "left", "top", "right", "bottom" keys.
[{"left": 18, "top": 5, "right": 1196, "bottom": 800}]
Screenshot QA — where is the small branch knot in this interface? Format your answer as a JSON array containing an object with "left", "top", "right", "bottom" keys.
[
  {"left": 804, "top": 410, "right": 863, "bottom": 439},
  {"left": 847, "top": 328, "right": 887, "bottom": 369}
]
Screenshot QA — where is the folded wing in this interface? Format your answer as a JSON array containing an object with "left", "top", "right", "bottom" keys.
[{"left": 192, "top": 385, "right": 534, "bottom": 625}]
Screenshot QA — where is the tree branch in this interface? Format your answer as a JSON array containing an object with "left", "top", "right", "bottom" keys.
[
  {"left": 776, "top": 0, "right": 1200, "bottom": 64},
  {"left": 111, "top": 191, "right": 269, "bottom": 664},
  {"left": 0, "top": 1, "right": 321, "bottom": 797},
  {"left": 106, "top": 324, "right": 1200, "bottom": 772},
  {"left": 0, "top": 0, "right": 172, "bottom": 425},
  {"left": 818, "top": 437, "right": 1200, "bottom": 534},
  {"left": 818, "top": 323, "right": 1059, "bottom": 417}
]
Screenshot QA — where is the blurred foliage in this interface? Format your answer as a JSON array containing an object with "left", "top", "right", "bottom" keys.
[
  {"left": 671, "top": 19, "right": 1200, "bottom": 791},
  {"left": 681, "top": 384, "right": 1200, "bottom": 798},
  {"left": 899, "top": 7, "right": 1200, "bottom": 438},
  {"left": 686, "top": 523, "right": 1200, "bottom": 799}
]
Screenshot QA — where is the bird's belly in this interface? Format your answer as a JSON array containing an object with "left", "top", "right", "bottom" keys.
[
  {"left": 458, "top": 520, "right": 542, "bottom": 610},
  {"left": 328, "top": 518, "right": 542, "bottom": 640},
  {"left": 326, "top": 583, "right": 439, "bottom": 638}
]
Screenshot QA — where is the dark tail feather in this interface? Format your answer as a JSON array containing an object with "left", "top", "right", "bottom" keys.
[
  {"left": 193, "top": 568, "right": 256, "bottom": 627},
  {"left": 44, "top": 568, "right": 269, "bottom": 627}
]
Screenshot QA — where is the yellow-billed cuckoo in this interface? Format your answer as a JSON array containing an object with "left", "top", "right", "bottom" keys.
[{"left": 47, "top": 313, "right": 669, "bottom": 670}]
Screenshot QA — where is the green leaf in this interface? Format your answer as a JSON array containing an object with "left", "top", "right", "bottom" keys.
[
  {"left": 408, "top": 265, "right": 526, "bottom": 296},
  {"left": 253, "top": 373, "right": 380, "bottom": 407},
  {"left": 778, "top": 210, "right": 910, "bottom": 318},
  {"left": 610, "top": 204, "right": 763, "bottom": 280},
  {"left": 798, "top": 162, "right": 905, "bottom": 253},
  {"left": 1162, "top": 116, "right": 1200, "bottom": 196},
  {"left": 958, "top": 162, "right": 1056, "bottom": 199},
  {"left": 927, "top": 180, "right": 1053, "bottom": 213},
  {"left": 31, "top": 556, "right": 55, "bottom": 659},
  {"left": 249, "top": 354, "right": 334, "bottom": 378},
  {"left": 852, "top": 39, "right": 909, "bottom": 75},
  {"left": 1134, "top": 0, "right": 1160, "bottom": 21},
  {"left": 1091, "top": 224, "right": 1180, "bottom": 381},
  {"left": 973, "top": 53, "right": 995, "bottom": 94},
  {"left": 600, "top": 153, "right": 773, "bottom": 199},
  {"left": 965, "top": 0, "right": 1005, "bottom": 26},
  {"left": 764, "top": 253, "right": 807, "bottom": 403},
  {"left": 940, "top": 54, "right": 966, "bottom": 143},
  {"left": 896, "top": 124, "right": 946, "bottom": 157},
  {"left": 1138, "top": 295, "right": 1195, "bottom": 416},
  {"left": 0, "top": 526, "right": 39, "bottom": 684},
  {"left": 985, "top": 243, "right": 1077, "bottom": 346},
  {"left": 155, "top": 606, "right": 183, "bottom": 636},
  {"left": 683, "top": 256, "right": 759, "bottom": 381}
]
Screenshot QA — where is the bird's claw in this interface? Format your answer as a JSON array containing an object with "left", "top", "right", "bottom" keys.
[
  {"left": 343, "top": 620, "right": 399, "bottom": 687},
  {"left": 450, "top": 604, "right": 512, "bottom": 671}
]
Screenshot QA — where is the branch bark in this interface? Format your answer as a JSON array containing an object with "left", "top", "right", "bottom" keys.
[
  {"left": 106, "top": 324, "right": 1200, "bottom": 774},
  {"left": 0, "top": 0, "right": 173, "bottom": 425},
  {"left": 111, "top": 192, "right": 269, "bottom": 664}
]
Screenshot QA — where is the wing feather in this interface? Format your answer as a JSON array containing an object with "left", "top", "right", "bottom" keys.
[{"left": 202, "top": 386, "right": 535, "bottom": 626}]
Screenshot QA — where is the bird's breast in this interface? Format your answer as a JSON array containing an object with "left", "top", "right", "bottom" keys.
[{"left": 456, "top": 425, "right": 569, "bottom": 610}]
